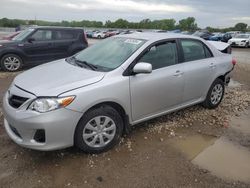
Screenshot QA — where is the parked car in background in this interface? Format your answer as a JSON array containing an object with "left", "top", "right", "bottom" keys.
[
  {"left": 1, "top": 31, "right": 21, "bottom": 40},
  {"left": 105, "top": 30, "right": 119, "bottom": 37},
  {"left": 209, "top": 33, "right": 232, "bottom": 42},
  {"left": 192, "top": 30, "right": 213, "bottom": 40},
  {"left": 3, "top": 33, "right": 235, "bottom": 153},
  {"left": 227, "top": 31, "right": 241, "bottom": 37},
  {"left": 209, "top": 33, "right": 224, "bottom": 41},
  {"left": 220, "top": 33, "right": 232, "bottom": 43},
  {"left": 168, "top": 29, "right": 181, "bottom": 33},
  {"left": 93, "top": 31, "right": 108, "bottom": 39},
  {"left": 86, "top": 30, "right": 100, "bottom": 38},
  {"left": 119, "top": 30, "right": 136, "bottom": 35},
  {"left": 228, "top": 34, "right": 250, "bottom": 48},
  {"left": 0, "top": 27, "right": 88, "bottom": 71},
  {"left": 153, "top": 30, "right": 168, "bottom": 33}
]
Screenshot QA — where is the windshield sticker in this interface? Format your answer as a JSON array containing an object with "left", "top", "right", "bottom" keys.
[{"left": 124, "top": 39, "right": 142, "bottom": 45}]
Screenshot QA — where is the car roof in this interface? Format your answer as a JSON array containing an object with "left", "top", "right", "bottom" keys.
[
  {"left": 29, "top": 26, "right": 84, "bottom": 31},
  {"left": 114, "top": 32, "right": 201, "bottom": 42}
]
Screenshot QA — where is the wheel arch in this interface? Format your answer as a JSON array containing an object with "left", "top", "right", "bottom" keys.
[
  {"left": 76, "top": 101, "right": 131, "bottom": 136},
  {"left": 203, "top": 74, "right": 226, "bottom": 101},
  {"left": 217, "top": 75, "right": 225, "bottom": 82},
  {"left": 0, "top": 51, "right": 25, "bottom": 63}
]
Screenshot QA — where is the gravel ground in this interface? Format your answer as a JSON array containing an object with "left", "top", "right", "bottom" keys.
[{"left": 0, "top": 48, "right": 250, "bottom": 188}]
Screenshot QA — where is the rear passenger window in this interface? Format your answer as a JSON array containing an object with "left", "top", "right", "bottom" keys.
[
  {"left": 138, "top": 41, "right": 178, "bottom": 70},
  {"left": 54, "top": 30, "right": 76, "bottom": 40},
  {"left": 181, "top": 40, "right": 210, "bottom": 62}
]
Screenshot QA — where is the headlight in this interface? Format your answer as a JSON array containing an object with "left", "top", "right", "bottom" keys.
[
  {"left": 0, "top": 44, "right": 3, "bottom": 47},
  {"left": 241, "top": 40, "right": 246, "bottom": 42},
  {"left": 28, "top": 96, "right": 75, "bottom": 113}
]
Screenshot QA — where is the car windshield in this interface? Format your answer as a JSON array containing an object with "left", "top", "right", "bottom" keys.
[
  {"left": 72, "top": 37, "right": 146, "bottom": 71},
  {"left": 12, "top": 28, "right": 34, "bottom": 41},
  {"left": 235, "top": 34, "right": 249, "bottom": 39}
]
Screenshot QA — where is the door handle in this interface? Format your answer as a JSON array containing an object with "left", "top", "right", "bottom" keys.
[
  {"left": 174, "top": 70, "right": 184, "bottom": 77},
  {"left": 209, "top": 63, "right": 216, "bottom": 68}
]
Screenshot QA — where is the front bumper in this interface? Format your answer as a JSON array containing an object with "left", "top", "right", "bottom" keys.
[
  {"left": 2, "top": 88, "right": 83, "bottom": 151},
  {"left": 228, "top": 41, "right": 247, "bottom": 47}
]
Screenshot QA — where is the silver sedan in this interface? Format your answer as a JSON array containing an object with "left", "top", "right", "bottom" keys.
[{"left": 3, "top": 33, "right": 235, "bottom": 153}]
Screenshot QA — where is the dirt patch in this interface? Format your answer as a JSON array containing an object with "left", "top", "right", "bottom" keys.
[
  {"left": 193, "top": 137, "right": 250, "bottom": 183},
  {"left": 232, "top": 64, "right": 250, "bottom": 89}
]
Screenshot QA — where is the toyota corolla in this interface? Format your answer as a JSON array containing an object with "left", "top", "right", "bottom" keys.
[{"left": 3, "top": 33, "right": 235, "bottom": 153}]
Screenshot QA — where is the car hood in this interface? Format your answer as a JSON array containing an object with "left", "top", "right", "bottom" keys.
[
  {"left": 0, "top": 40, "right": 19, "bottom": 45},
  {"left": 14, "top": 59, "right": 105, "bottom": 96}
]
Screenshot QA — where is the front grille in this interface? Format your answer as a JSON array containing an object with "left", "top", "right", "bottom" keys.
[
  {"left": 9, "top": 124, "right": 22, "bottom": 138},
  {"left": 9, "top": 95, "right": 29, "bottom": 108}
]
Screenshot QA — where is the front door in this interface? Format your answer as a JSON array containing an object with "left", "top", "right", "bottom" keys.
[
  {"left": 22, "top": 29, "right": 54, "bottom": 62},
  {"left": 129, "top": 40, "right": 184, "bottom": 121}
]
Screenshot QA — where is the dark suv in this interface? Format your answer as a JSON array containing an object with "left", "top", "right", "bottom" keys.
[{"left": 0, "top": 27, "right": 88, "bottom": 71}]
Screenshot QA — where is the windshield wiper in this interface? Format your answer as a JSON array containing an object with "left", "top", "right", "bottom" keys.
[
  {"left": 69, "top": 56, "right": 97, "bottom": 71},
  {"left": 76, "top": 60, "right": 97, "bottom": 71}
]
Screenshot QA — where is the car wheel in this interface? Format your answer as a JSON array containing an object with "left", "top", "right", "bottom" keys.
[
  {"left": 245, "top": 42, "right": 249, "bottom": 48},
  {"left": 98, "top": 35, "right": 101, "bottom": 39},
  {"left": 74, "top": 105, "right": 124, "bottom": 153},
  {"left": 202, "top": 78, "right": 225, "bottom": 109},
  {"left": 0, "top": 54, "right": 23, "bottom": 72}
]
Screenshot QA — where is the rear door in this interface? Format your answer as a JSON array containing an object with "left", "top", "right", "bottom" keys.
[
  {"left": 51, "top": 29, "right": 79, "bottom": 59},
  {"left": 22, "top": 29, "right": 54, "bottom": 62},
  {"left": 129, "top": 40, "right": 185, "bottom": 121},
  {"left": 179, "top": 39, "right": 216, "bottom": 103}
]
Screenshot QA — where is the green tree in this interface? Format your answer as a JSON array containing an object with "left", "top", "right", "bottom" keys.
[
  {"left": 112, "top": 19, "right": 129, "bottom": 28},
  {"left": 177, "top": 17, "right": 197, "bottom": 31},
  {"left": 139, "top": 19, "right": 151, "bottom": 29},
  {"left": 234, "top": 23, "right": 248, "bottom": 32}
]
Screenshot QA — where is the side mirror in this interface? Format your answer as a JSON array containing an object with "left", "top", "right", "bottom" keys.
[
  {"left": 27, "top": 38, "right": 35, "bottom": 43},
  {"left": 133, "top": 62, "right": 152, "bottom": 74}
]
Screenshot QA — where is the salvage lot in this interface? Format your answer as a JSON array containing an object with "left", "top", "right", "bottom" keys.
[{"left": 0, "top": 37, "right": 250, "bottom": 187}]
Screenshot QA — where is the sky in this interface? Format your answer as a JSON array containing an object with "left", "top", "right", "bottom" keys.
[{"left": 0, "top": 0, "right": 250, "bottom": 28}]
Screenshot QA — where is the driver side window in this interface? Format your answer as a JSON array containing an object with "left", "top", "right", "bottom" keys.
[
  {"left": 30, "top": 30, "right": 52, "bottom": 41},
  {"left": 138, "top": 41, "right": 178, "bottom": 70}
]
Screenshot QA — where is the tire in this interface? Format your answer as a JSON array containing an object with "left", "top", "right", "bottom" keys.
[
  {"left": 202, "top": 78, "right": 225, "bottom": 109},
  {"left": 98, "top": 35, "right": 101, "bottom": 39},
  {"left": 74, "top": 105, "right": 124, "bottom": 153},
  {"left": 245, "top": 42, "right": 249, "bottom": 48},
  {"left": 0, "top": 54, "right": 23, "bottom": 72}
]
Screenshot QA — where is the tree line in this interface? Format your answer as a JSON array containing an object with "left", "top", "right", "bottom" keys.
[{"left": 0, "top": 17, "right": 249, "bottom": 32}]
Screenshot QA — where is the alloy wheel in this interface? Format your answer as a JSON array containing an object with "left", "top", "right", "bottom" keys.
[
  {"left": 3, "top": 56, "right": 21, "bottom": 71},
  {"left": 210, "top": 84, "right": 223, "bottom": 105}
]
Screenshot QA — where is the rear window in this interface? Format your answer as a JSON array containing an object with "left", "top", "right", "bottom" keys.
[{"left": 54, "top": 30, "right": 77, "bottom": 40}]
